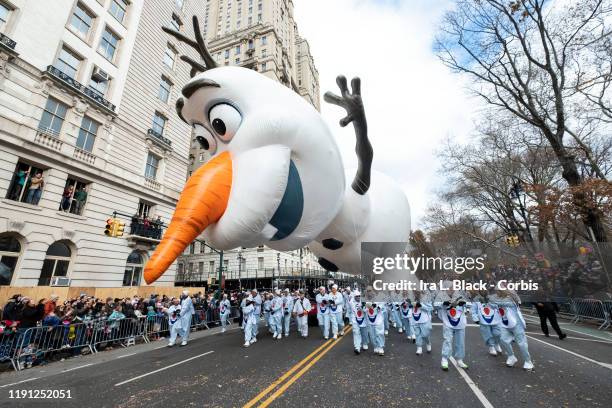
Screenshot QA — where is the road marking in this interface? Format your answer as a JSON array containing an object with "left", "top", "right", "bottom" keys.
[
  {"left": 114, "top": 351, "right": 214, "bottom": 386},
  {"left": 0, "top": 377, "right": 39, "bottom": 388},
  {"left": 526, "top": 335, "right": 612, "bottom": 370},
  {"left": 523, "top": 316, "right": 612, "bottom": 341},
  {"left": 525, "top": 331, "right": 612, "bottom": 344},
  {"left": 449, "top": 357, "right": 494, "bottom": 408},
  {"left": 243, "top": 336, "right": 338, "bottom": 408},
  {"left": 116, "top": 352, "right": 137, "bottom": 359},
  {"left": 62, "top": 363, "right": 93, "bottom": 372},
  {"left": 256, "top": 327, "right": 352, "bottom": 408}
]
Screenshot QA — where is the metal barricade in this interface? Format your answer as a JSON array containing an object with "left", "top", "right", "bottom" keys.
[
  {"left": 0, "top": 330, "right": 25, "bottom": 371},
  {"left": 10, "top": 322, "right": 95, "bottom": 371},
  {"left": 144, "top": 315, "right": 170, "bottom": 340},
  {"left": 601, "top": 300, "right": 612, "bottom": 330},
  {"left": 571, "top": 298, "right": 608, "bottom": 330},
  {"left": 91, "top": 317, "right": 147, "bottom": 352},
  {"left": 551, "top": 297, "right": 575, "bottom": 319}
]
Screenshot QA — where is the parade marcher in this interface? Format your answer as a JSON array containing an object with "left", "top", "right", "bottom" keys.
[
  {"left": 219, "top": 293, "right": 232, "bottom": 333},
  {"left": 366, "top": 301, "right": 385, "bottom": 355},
  {"left": 282, "top": 288, "right": 294, "bottom": 337},
  {"left": 179, "top": 290, "right": 194, "bottom": 345},
  {"left": 315, "top": 286, "right": 331, "bottom": 339},
  {"left": 329, "top": 284, "right": 345, "bottom": 339},
  {"left": 392, "top": 289, "right": 404, "bottom": 333},
  {"left": 164, "top": 297, "right": 183, "bottom": 347},
  {"left": 399, "top": 295, "right": 414, "bottom": 342},
  {"left": 350, "top": 290, "right": 369, "bottom": 354},
  {"left": 270, "top": 289, "right": 283, "bottom": 339},
  {"left": 343, "top": 287, "right": 353, "bottom": 325},
  {"left": 241, "top": 294, "right": 257, "bottom": 347},
  {"left": 470, "top": 290, "right": 503, "bottom": 356},
  {"left": 292, "top": 289, "right": 312, "bottom": 338},
  {"left": 263, "top": 292, "right": 272, "bottom": 332},
  {"left": 492, "top": 289, "right": 534, "bottom": 370},
  {"left": 410, "top": 290, "right": 433, "bottom": 355},
  {"left": 251, "top": 289, "right": 262, "bottom": 338},
  {"left": 435, "top": 285, "right": 469, "bottom": 370}
]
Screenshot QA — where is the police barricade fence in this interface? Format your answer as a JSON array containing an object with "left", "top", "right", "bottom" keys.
[
  {"left": 570, "top": 298, "right": 608, "bottom": 330},
  {"left": 91, "top": 316, "right": 148, "bottom": 352}
]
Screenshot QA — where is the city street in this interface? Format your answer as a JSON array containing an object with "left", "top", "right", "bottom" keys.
[{"left": 1, "top": 317, "right": 610, "bottom": 408}]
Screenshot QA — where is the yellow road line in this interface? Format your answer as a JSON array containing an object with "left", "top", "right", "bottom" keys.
[
  {"left": 257, "top": 326, "right": 352, "bottom": 408},
  {"left": 243, "top": 335, "right": 336, "bottom": 408}
]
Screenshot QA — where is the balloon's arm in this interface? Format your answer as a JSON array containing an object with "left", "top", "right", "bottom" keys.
[{"left": 324, "top": 75, "right": 372, "bottom": 195}]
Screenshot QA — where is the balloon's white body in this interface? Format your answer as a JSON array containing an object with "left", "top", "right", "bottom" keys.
[{"left": 179, "top": 67, "right": 411, "bottom": 274}]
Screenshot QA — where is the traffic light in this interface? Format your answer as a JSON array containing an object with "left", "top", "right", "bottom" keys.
[
  {"left": 505, "top": 235, "right": 520, "bottom": 247},
  {"left": 104, "top": 218, "right": 115, "bottom": 236},
  {"left": 115, "top": 220, "right": 125, "bottom": 237}
]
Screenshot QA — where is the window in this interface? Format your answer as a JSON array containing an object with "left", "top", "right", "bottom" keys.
[
  {"left": 235, "top": 45, "right": 241, "bottom": 55},
  {"left": 151, "top": 112, "right": 167, "bottom": 135},
  {"left": 99, "top": 27, "right": 120, "bottom": 61},
  {"left": 199, "top": 242, "right": 206, "bottom": 253},
  {"left": 164, "top": 44, "right": 177, "bottom": 68},
  {"left": 235, "top": 57, "right": 240, "bottom": 64},
  {"left": 6, "top": 162, "right": 45, "bottom": 204},
  {"left": 248, "top": 16, "right": 252, "bottom": 25},
  {"left": 258, "top": 13, "right": 262, "bottom": 22},
  {"left": 145, "top": 152, "right": 159, "bottom": 179},
  {"left": 137, "top": 201, "right": 151, "bottom": 218},
  {"left": 261, "top": 62, "right": 267, "bottom": 71},
  {"left": 209, "top": 261, "right": 215, "bottom": 275},
  {"left": 158, "top": 76, "right": 172, "bottom": 103},
  {"left": 199, "top": 153, "right": 205, "bottom": 161},
  {"left": 177, "top": 263, "right": 184, "bottom": 280},
  {"left": 171, "top": 13, "right": 182, "bottom": 31},
  {"left": 261, "top": 49, "right": 266, "bottom": 57},
  {"left": 0, "top": 234, "right": 21, "bottom": 286},
  {"left": 258, "top": 257, "right": 264, "bottom": 270},
  {"left": 55, "top": 47, "right": 82, "bottom": 79},
  {"left": 123, "top": 251, "right": 143, "bottom": 286},
  {"left": 70, "top": 3, "right": 94, "bottom": 38},
  {"left": 39, "top": 98, "right": 68, "bottom": 136},
  {"left": 38, "top": 241, "right": 72, "bottom": 286},
  {"left": 0, "top": 3, "right": 11, "bottom": 31},
  {"left": 248, "top": 39, "right": 254, "bottom": 49},
  {"left": 198, "top": 262, "right": 204, "bottom": 276},
  {"left": 59, "top": 177, "right": 89, "bottom": 215},
  {"left": 189, "top": 243, "right": 195, "bottom": 254},
  {"left": 109, "top": 0, "right": 128, "bottom": 23},
  {"left": 261, "top": 35, "right": 267, "bottom": 45},
  {"left": 76, "top": 116, "right": 98, "bottom": 153},
  {"left": 89, "top": 68, "right": 110, "bottom": 96},
  {"left": 224, "top": 49, "right": 230, "bottom": 59}
]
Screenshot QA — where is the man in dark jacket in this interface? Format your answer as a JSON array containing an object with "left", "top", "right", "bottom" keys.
[
  {"left": 533, "top": 286, "right": 567, "bottom": 339},
  {"left": 18, "top": 298, "right": 40, "bottom": 329}
]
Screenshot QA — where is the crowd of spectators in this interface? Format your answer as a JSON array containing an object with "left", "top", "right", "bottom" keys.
[
  {"left": 130, "top": 214, "right": 164, "bottom": 239},
  {"left": 0, "top": 291, "right": 242, "bottom": 370}
]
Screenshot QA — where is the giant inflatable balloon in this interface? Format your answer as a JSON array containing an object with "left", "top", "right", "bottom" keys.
[{"left": 144, "top": 17, "right": 411, "bottom": 284}]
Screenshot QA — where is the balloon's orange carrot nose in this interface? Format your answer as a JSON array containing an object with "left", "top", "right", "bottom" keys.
[{"left": 144, "top": 152, "right": 232, "bottom": 284}]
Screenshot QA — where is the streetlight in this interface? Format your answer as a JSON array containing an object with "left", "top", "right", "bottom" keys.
[
  {"left": 237, "top": 249, "right": 244, "bottom": 291},
  {"left": 275, "top": 252, "right": 280, "bottom": 290}
]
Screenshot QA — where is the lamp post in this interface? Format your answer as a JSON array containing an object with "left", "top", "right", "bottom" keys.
[
  {"left": 275, "top": 252, "right": 280, "bottom": 290},
  {"left": 237, "top": 249, "right": 243, "bottom": 291}
]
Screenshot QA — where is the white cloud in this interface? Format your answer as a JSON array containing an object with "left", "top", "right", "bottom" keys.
[{"left": 293, "top": 0, "right": 477, "bottom": 229}]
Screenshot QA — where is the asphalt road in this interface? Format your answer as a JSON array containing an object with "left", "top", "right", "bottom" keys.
[{"left": 0, "top": 317, "right": 611, "bottom": 408}]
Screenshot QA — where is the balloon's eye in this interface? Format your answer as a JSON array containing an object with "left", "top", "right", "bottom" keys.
[
  {"left": 193, "top": 124, "right": 217, "bottom": 154},
  {"left": 208, "top": 103, "right": 241, "bottom": 142}
]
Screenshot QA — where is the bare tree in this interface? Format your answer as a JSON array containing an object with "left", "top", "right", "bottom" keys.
[{"left": 436, "top": 0, "right": 611, "bottom": 241}]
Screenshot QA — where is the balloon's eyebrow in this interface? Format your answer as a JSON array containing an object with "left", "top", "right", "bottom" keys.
[{"left": 181, "top": 78, "right": 221, "bottom": 98}]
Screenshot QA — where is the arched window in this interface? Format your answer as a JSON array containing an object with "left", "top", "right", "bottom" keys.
[
  {"left": 38, "top": 241, "right": 72, "bottom": 286},
  {"left": 123, "top": 251, "right": 143, "bottom": 286},
  {"left": 0, "top": 234, "right": 22, "bottom": 285}
]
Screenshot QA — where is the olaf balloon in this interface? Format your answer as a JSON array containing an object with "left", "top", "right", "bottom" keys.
[{"left": 144, "top": 17, "right": 411, "bottom": 284}]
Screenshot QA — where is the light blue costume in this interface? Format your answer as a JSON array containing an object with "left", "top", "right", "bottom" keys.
[
  {"left": 263, "top": 296, "right": 272, "bottom": 332},
  {"left": 329, "top": 289, "right": 345, "bottom": 337},
  {"left": 410, "top": 298, "right": 433, "bottom": 353},
  {"left": 179, "top": 295, "right": 194, "bottom": 343},
  {"left": 316, "top": 290, "right": 330, "bottom": 339},
  {"left": 366, "top": 302, "right": 385, "bottom": 355},
  {"left": 241, "top": 296, "right": 257, "bottom": 346},
  {"left": 435, "top": 291, "right": 468, "bottom": 369},
  {"left": 343, "top": 289, "right": 353, "bottom": 323},
  {"left": 399, "top": 300, "right": 413, "bottom": 339},
  {"left": 270, "top": 293, "right": 283, "bottom": 338},
  {"left": 470, "top": 296, "right": 502, "bottom": 353},
  {"left": 219, "top": 297, "right": 232, "bottom": 331},
  {"left": 350, "top": 295, "right": 369, "bottom": 353},
  {"left": 166, "top": 303, "right": 183, "bottom": 346},
  {"left": 251, "top": 292, "right": 262, "bottom": 337},
  {"left": 492, "top": 293, "right": 533, "bottom": 368},
  {"left": 282, "top": 293, "right": 294, "bottom": 336}
]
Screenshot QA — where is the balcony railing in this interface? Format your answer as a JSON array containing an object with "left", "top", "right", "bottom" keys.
[
  {"left": 146, "top": 128, "right": 172, "bottom": 148},
  {"left": 0, "top": 32, "right": 16, "bottom": 51},
  {"left": 73, "top": 147, "right": 96, "bottom": 165},
  {"left": 44, "top": 65, "right": 116, "bottom": 114},
  {"left": 144, "top": 177, "right": 161, "bottom": 191},
  {"left": 34, "top": 127, "right": 63, "bottom": 151}
]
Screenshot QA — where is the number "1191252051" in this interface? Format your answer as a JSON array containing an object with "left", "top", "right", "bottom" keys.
[{"left": 8, "top": 389, "right": 72, "bottom": 399}]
